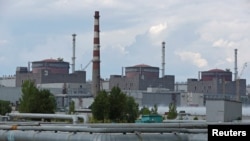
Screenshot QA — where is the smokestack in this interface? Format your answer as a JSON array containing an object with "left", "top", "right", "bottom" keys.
[
  {"left": 72, "top": 33, "right": 77, "bottom": 73},
  {"left": 234, "top": 48, "right": 238, "bottom": 81},
  {"left": 162, "top": 41, "right": 165, "bottom": 77},
  {"left": 92, "top": 11, "right": 101, "bottom": 97}
]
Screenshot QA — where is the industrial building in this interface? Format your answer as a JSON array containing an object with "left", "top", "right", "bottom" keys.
[
  {"left": 123, "top": 87, "right": 180, "bottom": 107},
  {"left": 206, "top": 99, "right": 242, "bottom": 122},
  {"left": 109, "top": 64, "right": 175, "bottom": 91},
  {"left": 107, "top": 63, "right": 178, "bottom": 107},
  {"left": 187, "top": 68, "right": 246, "bottom": 101},
  {"left": 180, "top": 93, "right": 204, "bottom": 107},
  {"left": 15, "top": 58, "right": 86, "bottom": 87}
]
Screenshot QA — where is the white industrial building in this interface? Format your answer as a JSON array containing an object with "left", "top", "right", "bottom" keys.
[{"left": 206, "top": 99, "right": 242, "bottom": 122}]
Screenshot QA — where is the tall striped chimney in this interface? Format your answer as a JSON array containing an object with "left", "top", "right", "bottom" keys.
[{"left": 92, "top": 11, "right": 101, "bottom": 97}]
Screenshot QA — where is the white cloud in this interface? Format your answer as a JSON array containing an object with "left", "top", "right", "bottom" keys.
[
  {"left": 176, "top": 51, "right": 208, "bottom": 68},
  {"left": 226, "top": 57, "right": 233, "bottom": 63},
  {"left": 149, "top": 23, "right": 167, "bottom": 35},
  {"left": 147, "top": 22, "right": 168, "bottom": 46},
  {"left": 212, "top": 39, "right": 235, "bottom": 48}
]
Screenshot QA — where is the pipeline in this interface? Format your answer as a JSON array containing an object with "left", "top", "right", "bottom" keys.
[
  {"left": 80, "top": 122, "right": 208, "bottom": 129},
  {"left": 0, "top": 125, "right": 207, "bottom": 134},
  {"left": 0, "top": 121, "right": 40, "bottom": 126},
  {"left": 7, "top": 113, "right": 89, "bottom": 124},
  {"left": 0, "top": 130, "right": 200, "bottom": 141},
  {"left": 77, "top": 121, "right": 250, "bottom": 128}
]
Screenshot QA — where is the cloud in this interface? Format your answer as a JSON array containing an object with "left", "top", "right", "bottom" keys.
[
  {"left": 175, "top": 51, "right": 208, "bottom": 68},
  {"left": 212, "top": 39, "right": 235, "bottom": 48},
  {"left": 149, "top": 23, "right": 167, "bottom": 35}
]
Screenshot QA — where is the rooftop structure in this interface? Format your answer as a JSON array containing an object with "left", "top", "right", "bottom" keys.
[{"left": 32, "top": 58, "right": 69, "bottom": 74}]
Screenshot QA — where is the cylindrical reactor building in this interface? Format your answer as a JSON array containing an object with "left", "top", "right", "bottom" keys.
[
  {"left": 32, "top": 59, "right": 70, "bottom": 74},
  {"left": 125, "top": 64, "right": 159, "bottom": 79}
]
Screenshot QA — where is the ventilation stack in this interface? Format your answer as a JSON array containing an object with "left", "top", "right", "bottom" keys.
[
  {"left": 162, "top": 41, "right": 166, "bottom": 77},
  {"left": 234, "top": 48, "right": 238, "bottom": 81},
  {"left": 72, "top": 33, "right": 77, "bottom": 73},
  {"left": 91, "top": 11, "right": 101, "bottom": 97}
]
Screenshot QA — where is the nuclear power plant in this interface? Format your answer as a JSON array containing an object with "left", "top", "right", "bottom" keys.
[
  {"left": 0, "top": 11, "right": 250, "bottom": 111},
  {"left": 2, "top": 9, "right": 250, "bottom": 141}
]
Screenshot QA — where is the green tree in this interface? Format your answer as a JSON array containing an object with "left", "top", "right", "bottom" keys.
[
  {"left": 19, "top": 80, "right": 56, "bottom": 113},
  {"left": 167, "top": 102, "right": 177, "bottom": 119},
  {"left": 140, "top": 106, "right": 151, "bottom": 115},
  {"left": 125, "top": 96, "right": 139, "bottom": 123},
  {"left": 19, "top": 80, "right": 39, "bottom": 113},
  {"left": 91, "top": 90, "right": 110, "bottom": 122},
  {"left": 150, "top": 104, "right": 158, "bottom": 114},
  {"left": 91, "top": 87, "right": 139, "bottom": 123},
  {"left": 0, "top": 100, "right": 11, "bottom": 115},
  {"left": 38, "top": 89, "right": 56, "bottom": 113},
  {"left": 109, "top": 86, "right": 127, "bottom": 122}
]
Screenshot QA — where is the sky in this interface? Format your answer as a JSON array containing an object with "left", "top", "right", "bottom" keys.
[{"left": 0, "top": 0, "right": 250, "bottom": 83}]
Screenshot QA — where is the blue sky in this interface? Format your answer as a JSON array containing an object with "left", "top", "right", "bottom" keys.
[{"left": 1, "top": 0, "right": 250, "bottom": 83}]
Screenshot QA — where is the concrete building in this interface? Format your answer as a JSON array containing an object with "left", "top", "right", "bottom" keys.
[
  {"left": 15, "top": 58, "right": 86, "bottom": 87},
  {"left": 0, "top": 75, "right": 16, "bottom": 87},
  {"left": 124, "top": 87, "right": 181, "bottom": 107},
  {"left": 37, "top": 82, "right": 92, "bottom": 110},
  {"left": 175, "top": 82, "right": 187, "bottom": 92},
  {"left": 109, "top": 64, "right": 175, "bottom": 91},
  {"left": 141, "top": 89, "right": 180, "bottom": 107},
  {"left": 180, "top": 93, "right": 204, "bottom": 107},
  {"left": 0, "top": 87, "right": 22, "bottom": 105},
  {"left": 187, "top": 69, "right": 246, "bottom": 100},
  {"left": 206, "top": 99, "right": 242, "bottom": 122}
]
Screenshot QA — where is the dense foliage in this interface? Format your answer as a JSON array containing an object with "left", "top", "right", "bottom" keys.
[
  {"left": 91, "top": 87, "right": 139, "bottom": 123},
  {"left": 139, "top": 104, "right": 158, "bottom": 115},
  {"left": 0, "top": 100, "right": 12, "bottom": 115},
  {"left": 167, "top": 102, "right": 177, "bottom": 119},
  {"left": 139, "top": 106, "right": 151, "bottom": 115},
  {"left": 91, "top": 90, "right": 110, "bottom": 122},
  {"left": 19, "top": 80, "right": 56, "bottom": 113}
]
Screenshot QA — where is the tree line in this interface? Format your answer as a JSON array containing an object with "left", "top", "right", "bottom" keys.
[
  {"left": 0, "top": 80, "right": 178, "bottom": 122},
  {"left": 91, "top": 86, "right": 139, "bottom": 123},
  {"left": 18, "top": 80, "right": 56, "bottom": 113}
]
